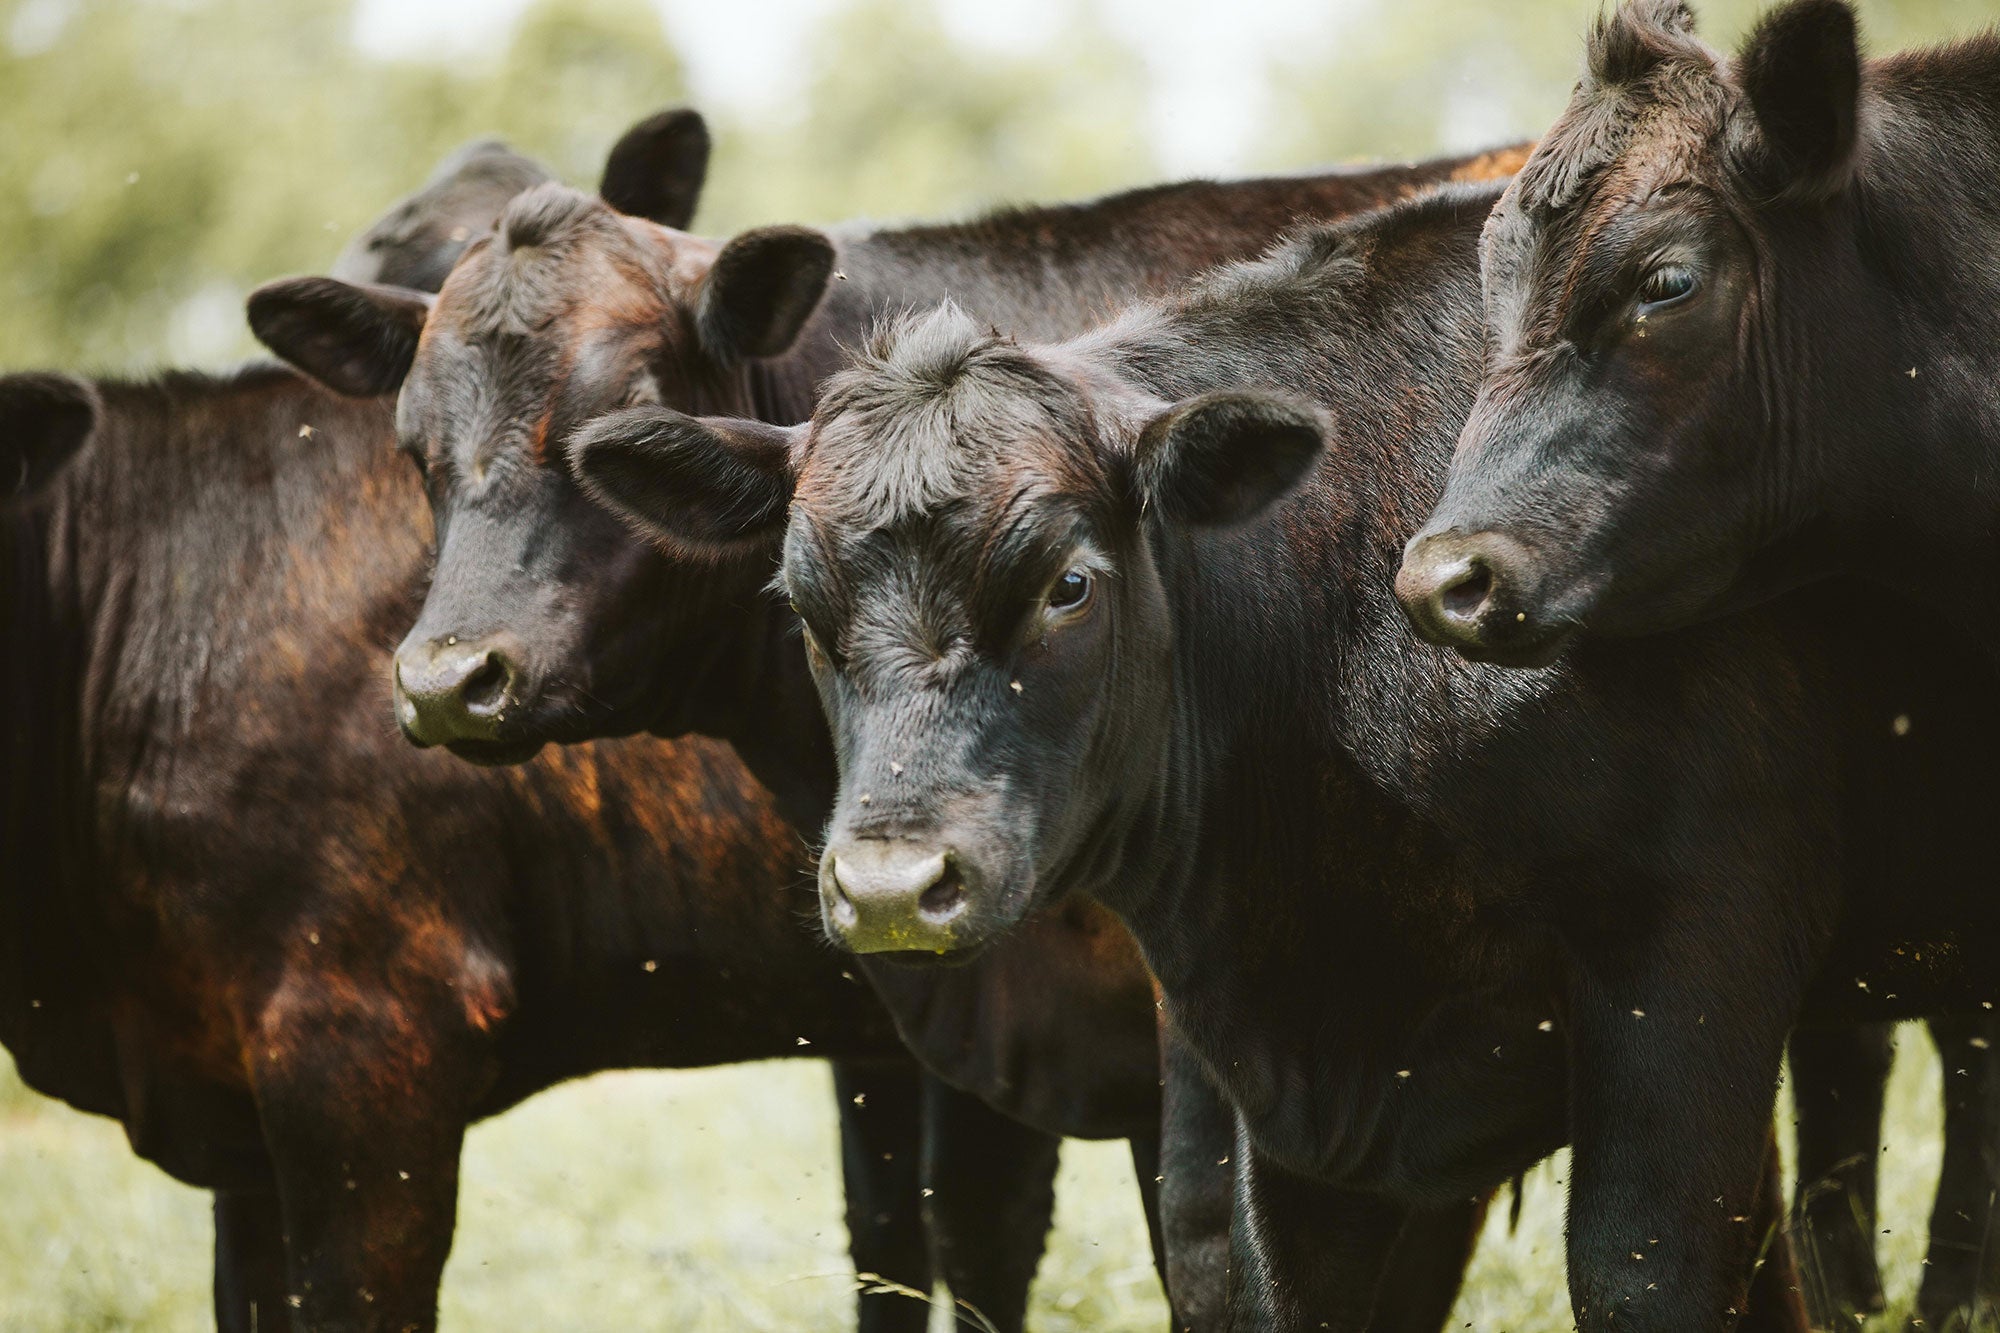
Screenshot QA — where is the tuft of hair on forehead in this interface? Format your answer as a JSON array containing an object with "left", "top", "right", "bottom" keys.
[
  {"left": 1513, "top": 0, "right": 1725, "bottom": 216},
  {"left": 1588, "top": 0, "right": 1702, "bottom": 86},
  {"left": 447, "top": 181, "right": 654, "bottom": 336},
  {"left": 804, "top": 302, "right": 1104, "bottom": 529}
]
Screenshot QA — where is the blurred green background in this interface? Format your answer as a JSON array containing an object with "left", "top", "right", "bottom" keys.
[
  {"left": 1, "top": 0, "right": 1987, "bottom": 370},
  {"left": 3, "top": 0, "right": 1995, "bottom": 1328}
]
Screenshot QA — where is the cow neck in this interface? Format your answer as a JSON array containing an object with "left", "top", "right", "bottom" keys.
[
  {"left": 647, "top": 336, "right": 833, "bottom": 835},
  {"left": 1816, "top": 52, "right": 2000, "bottom": 645},
  {"left": 1066, "top": 196, "right": 1501, "bottom": 1072},
  {"left": 0, "top": 438, "right": 110, "bottom": 1066}
]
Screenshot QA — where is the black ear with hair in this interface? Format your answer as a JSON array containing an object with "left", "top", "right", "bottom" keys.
[
  {"left": 599, "top": 107, "right": 712, "bottom": 230},
  {"left": 0, "top": 373, "right": 97, "bottom": 500},
  {"left": 569, "top": 404, "right": 801, "bottom": 555},
  {"left": 247, "top": 277, "right": 433, "bottom": 399},
  {"left": 1133, "top": 391, "right": 1325, "bottom": 529},
  {"left": 696, "top": 227, "right": 837, "bottom": 362},
  {"left": 1734, "top": 0, "right": 1861, "bottom": 201}
]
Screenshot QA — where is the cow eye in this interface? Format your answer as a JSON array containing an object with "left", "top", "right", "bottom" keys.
[
  {"left": 1636, "top": 264, "right": 1697, "bottom": 310},
  {"left": 1047, "top": 569, "right": 1092, "bottom": 614},
  {"left": 794, "top": 606, "right": 837, "bottom": 671}
]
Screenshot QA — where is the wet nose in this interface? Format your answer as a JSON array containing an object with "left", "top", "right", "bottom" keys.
[
  {"left": 820, "top": 839, "right": 973, "bottom": 954},
  {"left": 1395, "top": 530, "right": 1531, "bottom": 651},
  {"left": 393, "top": 636, "right": 521, "bottom": 745}
]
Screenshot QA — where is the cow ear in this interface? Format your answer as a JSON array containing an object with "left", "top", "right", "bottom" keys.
[
  {"left": 697, "top": 226, "right": 836, "bottom": 362},
  {"left": 248, "top": 277, "right": 432, "bottom": 399},
  {"left": 569, "top": 405, "right": 801, "bottom": 556},
  {"left": 1132, "top": 391, "right": 1324, "bottom": 529},
  {"left": 599, "top": 107, "right": 711, "bottom": 230},
  {"left": 0, "top": 373, "right": 97, "bottom": 500},
  {"left": 1734, "top": 0, "right": 1861, "bottom": 201}
]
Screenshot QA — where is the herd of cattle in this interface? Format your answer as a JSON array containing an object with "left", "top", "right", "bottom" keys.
[{"left": 4, "top": 0, "right": 1997, "bottom": 1328}]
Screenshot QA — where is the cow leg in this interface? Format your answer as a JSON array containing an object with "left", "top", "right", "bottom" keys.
[
  {"left": 1917, "top": 1013, "right": 2000, "bottom": 1332},
  {"left": 1564, "top": 939, "right": 1802, "bottom": 1333},
  {"left": 921, "top": 1073, "right": 1059, "bottom": 1333},
  {"left": 1787, "top": 1022, "right": 1890, "bottom": 1325},
  {"left": 1231, "top": 1128, "right": 1411, "bottom": 1332},
  {"left": 251, "top": 990, "right": 488, "bottom": 1333},
  {"left": 214, "top": 1187, "right": 294, "bottom": 1333},
  {"left": 832, "top": 1061, "right": 934, "bottom": 1333},
  {"left": 1739, "top": 1127, "right": 1811, "bottom": 1333},
  {"left": 1130, "top": 1126, "right": 1172, "bottom": 1297},
  {"left": 1365, "top": 1195, "right": 1491, "bottom": 1333},
  {"left": 1158, "top": 1025, "right": 1236, "bottom": 1330}
]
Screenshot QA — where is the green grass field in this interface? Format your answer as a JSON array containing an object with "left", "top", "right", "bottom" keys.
[{"left": 0, "top": 1026, "right": 1957, "bottom": 1331}]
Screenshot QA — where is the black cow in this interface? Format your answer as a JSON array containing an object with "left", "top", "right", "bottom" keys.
[
  {"left": 247, "top": 141, "right": 1536, "bottom": 1329},
  {"left": 585, "top": 182, "right": 2000, "bottom": 1330},
  {"left": 1390, "top": 10, "right": 2000, "bottom": 1320},
  {"left": 1396, "top": 0, "right": 2000, "bottom": 664},
  {"left": 0, "top": 125, "right": 1068, "bottom": 1333}
]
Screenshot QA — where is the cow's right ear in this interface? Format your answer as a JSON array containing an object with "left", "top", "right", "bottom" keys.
[
  {"left": 247, "top": 277, "right": 433, "bottom": 399},
  {"left": 1733, "top": 0, "right": 1861, "bottom": 202},
  {"left": 696, "top": 227, "right": 836, "bottom": 363},
  {"left": 569, "top": 405, "right": 801, "bottom": 556},
  {"left": 599, "top": 107, "right": 711, "bottom": 231},
  {"left": 1132, "top": 391, "right": 1325, "bottom": 529},
  {"left": 1, "top": 372, "right": 96, "bottom": 500}
]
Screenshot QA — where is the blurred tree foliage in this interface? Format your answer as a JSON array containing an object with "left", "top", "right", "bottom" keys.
[
  {"left": 0, "top": 0, "right": 1151, "bottom": 370},
  {"left": 1262, "top": 0, "right": 1992, "bottom": 167},
  {"left": 1, "top": 0, "right": 1989, "bottom": 371}
]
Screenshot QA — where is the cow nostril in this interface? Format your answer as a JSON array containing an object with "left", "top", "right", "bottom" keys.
[
  {"left": 459, "top": 654, "right": 512, "bottom": 713},
  {"left": 918, "top": 862, "right": 967, "bottom": 921},
  {"left": 1438, "top": 562, "right": 1494, "bottom": 621}
]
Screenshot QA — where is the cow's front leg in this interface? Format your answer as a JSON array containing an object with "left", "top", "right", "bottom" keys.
[
  {"left": 1367, "top": 1194, "right": 1490, "bottom": 1333},
  {"left": 1158, "top": 1026, "right": 1237, "bottom": 1330},
  {"left": 921, "top": 1074, "right": 1060, "bottom": 1333},
  {"left": 214, "top": 1186, "right": 294, "bottom": 1333},
  {"left": 832, "top": 1061, "right": 933, "bottom": 1333},
  {"left": 1740, "top": 1128, "right": 1809, "bottom": 1333},
  {"left": 252, "top": 982, "right": 489, "bottom": 1333},
  {"left": 1917, "top": 1012, "right": 2000, "bottom": 1332},
  {"left": 1786, "top": 1022, "right": 1890, "bottom": 1325},
  {"left": 1564, "top": 941, "right": 1804, "bottom": 1333},
  {"left": 1231, "top": 1129, "right": 1411, "bottom": 1333}
]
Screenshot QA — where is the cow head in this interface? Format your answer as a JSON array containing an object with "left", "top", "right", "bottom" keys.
[
  {"left": 333, "top": 138, "right": 557, "bottom": 293},
  {"left": 251, "top": 108, "right": 845, "bottom": 764},
  {"left": 576, "top": 305, "right": 1321, "bottom": 954},
  {"left": 1, "top": 373, "right": 97, "bottom": 503},
  {"left": 1398, "top": 0, "right": 1863, "bottom": 663}
]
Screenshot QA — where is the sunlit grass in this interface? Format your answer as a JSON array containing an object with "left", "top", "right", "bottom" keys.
[{"left": 0, "top": 1027, "right": 1959, "bottom": 1330}]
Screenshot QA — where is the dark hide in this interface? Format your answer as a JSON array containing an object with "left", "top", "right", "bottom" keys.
[
  {"left": 250, "top": 145, "right": 1533, "bottom": 1325},
  {"left": 1397, "top": 0, "right": 2000, "bottom": 665},
  {"left": 0, "top": 362, "right": 1071, "bottom": 1333},
  {"left": 773, "top": 182, "right": 2000, "bottom": 1331}
]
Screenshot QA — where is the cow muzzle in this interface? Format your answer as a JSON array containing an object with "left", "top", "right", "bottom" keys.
[
  {"left": 819, "top": 838, "right": 978, "bottom": 955},
  {"left": 1396, "top": 529, "right": 1574, "bottom": 668},
  {"left": 393, "top": 632, "right": 535, "bottom": 755}
]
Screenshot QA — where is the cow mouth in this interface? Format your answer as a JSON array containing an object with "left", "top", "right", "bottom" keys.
[
  {"left": 862, "top": 941, "right": 995, "bottom": 970},
  {"left": 1443, "top": 620, "right": 1578, "bottom": 669},
  {"left": 444, "top": 737, "right": 548, "bottom": 767}
]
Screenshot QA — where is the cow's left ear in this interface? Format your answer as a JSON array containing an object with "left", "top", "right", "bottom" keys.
[
  {"left": 1, "top": 372, "right": 97, "bottom": 500},
  {"left": 1733, "top": 0, "right": 1861, "bottom": 201},
  {"left": 569, "top": 405, "right": 803, "bottom": 556},
  {"left": 1132, "top": 391, "right": 1324, "bottom": 529},
  {"left": 599, "top": 108, "right": 711, "bottom": 231},
  {"left": 248, "top": 277, "right": 433, "bottom": 399}
]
